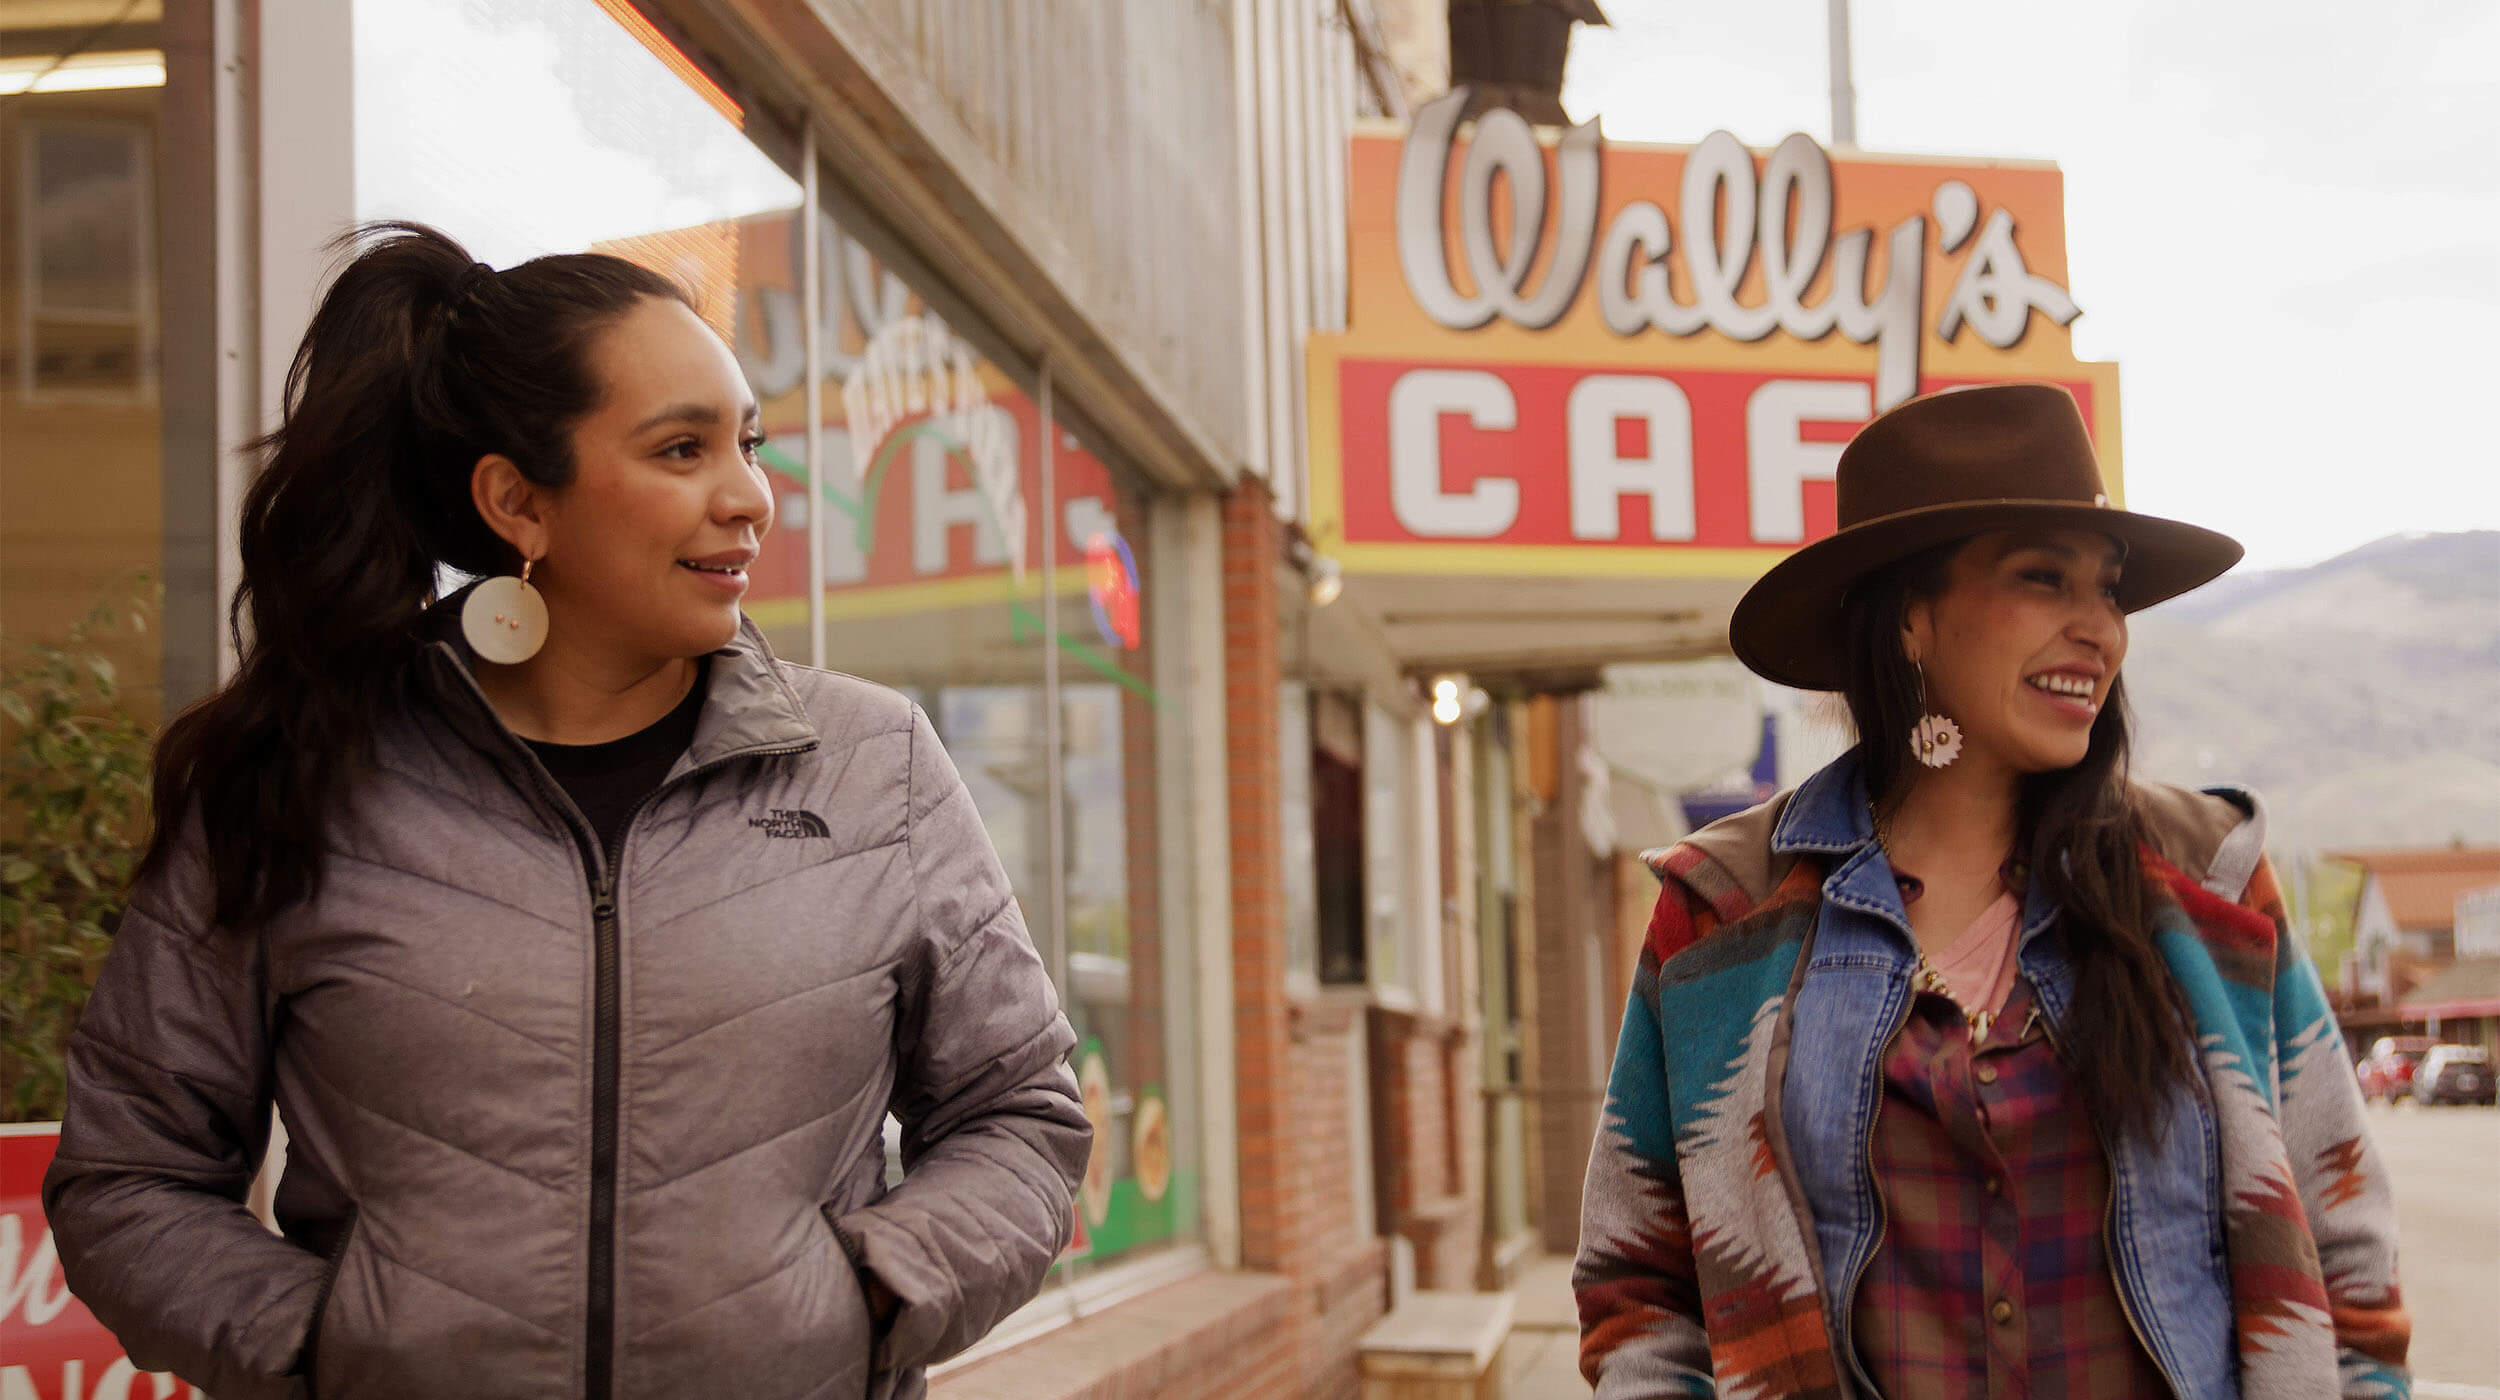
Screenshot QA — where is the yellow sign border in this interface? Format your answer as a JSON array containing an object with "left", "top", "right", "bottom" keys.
[{"left": 745, "top": 565, "right": 1086, "bottom": 629}]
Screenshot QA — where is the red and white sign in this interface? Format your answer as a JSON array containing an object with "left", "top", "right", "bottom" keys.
[
  {"left": 2, "top": 1124, "right": 204, "bottom": 1400},
  {"left": 1337, "top": 360, "right": 2100, "bottom": 556},
  {"left": 1310, "top": 97, "right": 2122, "bottom": 581}
]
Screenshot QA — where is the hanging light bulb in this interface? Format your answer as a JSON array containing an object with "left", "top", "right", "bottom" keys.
[
  {"left": 1430, "top": 676, "right": 1464, "bottom": 726},
  {"left": 1307, "top": 556, "right": 1343, "bottom": 608}
]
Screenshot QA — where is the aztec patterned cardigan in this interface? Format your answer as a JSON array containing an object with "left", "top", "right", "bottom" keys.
[{"left": 1574, "top": 774, "right": 2411, "bottom": 1399}]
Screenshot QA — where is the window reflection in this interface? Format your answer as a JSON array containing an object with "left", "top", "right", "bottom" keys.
[
  {"left": 354, "top": 0, "right": 799, "bottom": 267},
  {"left": 1, "top": 8, "right": 165, "bottom": 720}
]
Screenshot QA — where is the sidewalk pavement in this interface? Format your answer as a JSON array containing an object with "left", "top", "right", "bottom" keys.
[
  {"left": 1499, "top": 1253, "right": 1586, "bottom": 1398},
  {"left": 1493, "top": 1248, "right": 2500, "bottom": 1400}
]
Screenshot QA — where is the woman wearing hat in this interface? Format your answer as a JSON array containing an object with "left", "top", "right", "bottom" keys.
[{"left": 1575, "top": 384, "right": 2408, "bottom": 1399}]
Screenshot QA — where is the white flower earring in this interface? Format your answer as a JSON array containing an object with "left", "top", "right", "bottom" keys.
[
  {"left": 461, "top": 555, "right": 548, "bottom": 665},
  {"left": 1910, "top": 662, "right": 1962, "bottom": 769}
]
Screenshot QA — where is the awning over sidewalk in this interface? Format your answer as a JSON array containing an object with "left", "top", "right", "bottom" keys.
[
  {"left": 1336, "top": 572, "right": 1743, "bottom": 681},
  {"left": 2337, "top": 956, "right": 2500, "bottom": 1028}
]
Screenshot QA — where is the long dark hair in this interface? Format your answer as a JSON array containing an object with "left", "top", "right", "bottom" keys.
[
  {"left": 1839, "top": 542, "right": 2194, "bottom": 1144},
  {"left": 142, "top": 222, "right": 689, "bottom": 929}
]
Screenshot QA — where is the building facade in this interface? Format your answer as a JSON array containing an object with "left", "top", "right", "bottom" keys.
[{"left": 2331, "top": 848, "right": 2500, "bottom": 1059}]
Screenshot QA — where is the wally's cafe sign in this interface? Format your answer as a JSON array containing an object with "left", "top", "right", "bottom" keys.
[{"left": 1307, "top": 90, "right": 2120, "bottom": 574}]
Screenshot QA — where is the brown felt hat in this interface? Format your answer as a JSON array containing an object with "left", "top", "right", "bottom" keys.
[{"left": 1730, "top": 383, "right": 2242, "bottom": 692}]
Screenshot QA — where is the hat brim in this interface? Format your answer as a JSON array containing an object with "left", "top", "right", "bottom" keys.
[{"left": 1730, "top": 500, "right": 2244, "bottom": 691}]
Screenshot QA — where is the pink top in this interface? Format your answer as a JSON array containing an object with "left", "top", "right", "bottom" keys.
[{"left": 1927, "top": 889, "right": 2023, "bottom": 1021}]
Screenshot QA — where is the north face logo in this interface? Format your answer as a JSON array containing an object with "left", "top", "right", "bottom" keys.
[{"left": 749, "top": 808, "right": 831, "bottom": 839}]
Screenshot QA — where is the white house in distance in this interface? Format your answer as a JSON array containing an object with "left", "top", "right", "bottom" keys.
[
  {"left": 2459, "top": 885, "right": 2500, "bottom": 960},
  {"left": 2333, "top": 846, "right": 2500, "bottom": 1055}
]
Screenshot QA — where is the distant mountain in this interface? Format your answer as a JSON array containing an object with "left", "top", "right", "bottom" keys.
[{"left": 2125, "top": 531, "right": 2500, "bottom": 853}]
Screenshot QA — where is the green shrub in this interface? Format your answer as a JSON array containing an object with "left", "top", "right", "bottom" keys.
[{"left": 0, "top": 588, "right": 157, "bottom": 1122}]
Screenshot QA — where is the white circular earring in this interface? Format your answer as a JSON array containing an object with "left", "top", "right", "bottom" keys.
[
  {"left": 461, "top": 556, "right": 548, "bottom": 665},
  {"left": 1909, "top": 662, "right": 1962, "bottom": 769}
]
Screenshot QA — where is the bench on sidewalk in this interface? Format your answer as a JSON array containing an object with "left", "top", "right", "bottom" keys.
[{"left": 1358, "top": 1290, "right": 1516, "bottom": 1400}]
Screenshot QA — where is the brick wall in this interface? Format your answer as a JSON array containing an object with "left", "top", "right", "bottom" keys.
[
  {"left": 1528, "top": 693, "right": 1607, "bottom": 1256},
  {"left": 1222, "top": 480, "right": 1386, "bottom": 1398},
  {"left": 1291, "top": 997, "right": 1387, "bottom": 1400},
  {"left": 1293, "top": 999, "right": 1362, "bottom": 1252},
  {"left": 1367, "top": 1008, "right": 1481, "bottom": 1292},
  {"left": 1222, "top": 479, "right": 1300, "bottom": 1281},
  {"left": 1302, "top": 1237, "right": 1390, "bottom": 1400}
]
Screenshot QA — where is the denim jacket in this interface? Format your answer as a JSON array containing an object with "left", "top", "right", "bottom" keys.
[
  {"left": 1776, "top": 755, "right": 2231, "bottom": 1396},
  {"left": 1574, "top": 750, "right": 2411, "bottom": 1400}
]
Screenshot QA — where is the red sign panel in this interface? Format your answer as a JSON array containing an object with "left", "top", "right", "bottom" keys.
[
  {"left": 3, "top": 1124, "right": 205, "bottom": 1399},
  {"left": 1334, "top": 358, "right": 2098, "bottom": 562}
]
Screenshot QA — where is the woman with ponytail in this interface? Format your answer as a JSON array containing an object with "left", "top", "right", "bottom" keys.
[
  {"left": 1575, "top": 386, "right": 2410, "bottom": 1398},
  {"left": 44, "top": 224, "right": 1089, "bottom": 1400}
]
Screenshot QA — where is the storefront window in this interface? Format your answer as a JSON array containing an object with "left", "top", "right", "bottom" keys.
[
  {"left": 1047, "top": 455, "right": 1195, "bottom": 1273},
  {"left": 354, "top": 0, "right": 802, "bottom": 273},
  {"left": 1280, "top": 681, "right": 1320, "bottom": 987},
  {"left": 1, "top": 6, "right": 172, "bottom": 719}
]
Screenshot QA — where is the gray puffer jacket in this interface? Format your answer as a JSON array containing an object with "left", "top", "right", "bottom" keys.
[{"left": 44, "top": 616, "right": 1091, "bottom": 1400}]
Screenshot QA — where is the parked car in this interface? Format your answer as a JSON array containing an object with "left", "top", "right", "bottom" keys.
[
  {"left": 2357, "top": 1035, "right": 2436, "bottom": 1102},
  {"left": 2417, "top": 1045, "right": 2495, "bottom": 1107}
]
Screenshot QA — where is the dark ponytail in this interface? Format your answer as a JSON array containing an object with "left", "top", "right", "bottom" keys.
[
  {"left": 141, "top": 222, "right": 688, "bottom": 929},
  {"left": 1839, "top": 544, "right": 2196, "bottom": 1145}
]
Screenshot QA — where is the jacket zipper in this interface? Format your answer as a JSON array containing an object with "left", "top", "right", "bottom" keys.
[
  {"left": 1836, "top": 984, "right": 1915, "bottom": 1399},
  {"left": 2036, "top": 1012, "right": 2188, "bottom": 1399},
  {"left": 577, "top": 748, "right": 809, "bottom": 1398},
  {"left": 584, "top": 864, "right": 621, "bottom": 1400},
  {"left": 432, "top": 646, "right": 814, "bottom": 1400}
]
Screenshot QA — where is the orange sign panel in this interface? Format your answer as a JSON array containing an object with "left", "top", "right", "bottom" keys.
[{"left": 1310, "top": 94, "right": 2121, "bottom": 579}]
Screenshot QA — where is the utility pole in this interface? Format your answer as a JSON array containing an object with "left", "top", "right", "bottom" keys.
[{"left": 1827, "top": 0, "right": 1858, "bottom": 147}]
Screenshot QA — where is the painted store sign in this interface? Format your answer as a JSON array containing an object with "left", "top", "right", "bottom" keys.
[
  {"left": 1310, "top": 89, "right": 2122, "bottom": 579},
  {"left": 3, "top": 1124, "right": 205, "bottom": 1400},
  {"left": 601, "top": 215, "right": 1132, "bottom": 630}
]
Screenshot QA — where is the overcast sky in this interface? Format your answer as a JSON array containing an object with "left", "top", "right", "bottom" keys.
[{"left": 1564, "top": 1, "right": 2500, "bottom": 572}]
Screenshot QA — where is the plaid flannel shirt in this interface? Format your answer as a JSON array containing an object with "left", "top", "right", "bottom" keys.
[{"left": 1854, "top": 977, "right": 2173, "bottom": 1398}]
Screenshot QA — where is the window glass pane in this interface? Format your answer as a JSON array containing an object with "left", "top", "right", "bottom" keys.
[
  {"left": 1279, "top": 681, "right": 1318, "bottom": 983},
  {"left": 354, "top": 0, "right": 800, "bottom": 269},
  {"left": 1, "top": 9, "right": 165, "bottom": 728},
  {"left": 734, "top": 148, "right": 1203, "bottom": 1276},
  {"left": 1314, "top": 691, "right": 1367, "bottom": 985},
  {"left": 1049, "top": 453, "right": 1194, "bottom": 1273},
  {"left": 1364, "top": 704, "right": 1409, "bottom": 995},
  {"left": 725, "top": 199, "right": 1054, "bottom": 920}
]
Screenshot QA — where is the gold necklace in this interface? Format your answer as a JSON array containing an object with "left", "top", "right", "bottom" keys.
[
  {"left": 1881, "top": 831, "right": 2016, "bottom": 1046},
  {"left": 1912, "top": 949, "right": 1995, "bottom": 1043}
]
